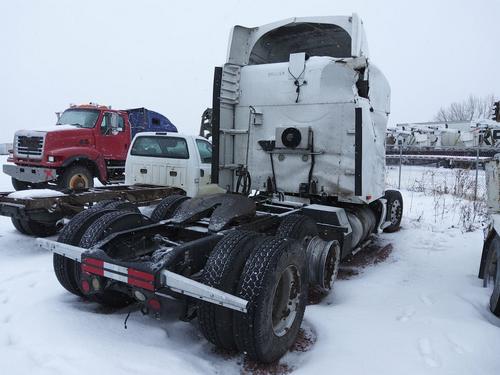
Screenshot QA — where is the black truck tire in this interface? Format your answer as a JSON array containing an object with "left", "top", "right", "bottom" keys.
[
  {"left": 490, "top": 260, "right": 500, "bottom": 317},
  {"left": 198, "top": 230, "right": 262, "bottom": 350},
  {"left": 484, "top": 234, "right": 500, "bottom": 317},
  {"left": 13, "top": 219, "right": 60, "bottom": 237},
  {"left": 150, "top": 194, "right": 189, "bottom": 222},
  {"left": 11, "top": 178, "right": 31, "bottom": 191},
  {"left": 53, "top": 207, "right": 117, "bottom": 297},
  {"left": 78, "top": 210, "right": 148, "bottom": 307},
  {"left": 11, "top": 217, "right": 31, "bottom": 235},
  {"left": 92, "top": 199, "right": 140, "bottom": 213},
  {"left": 384, "top": 190, "right": 403, "bottom": 233},
  {"left": 276, "top": 214, "right": 318, "bottom": 246},
  {"left": 59, "top": 165, "right": 94, "bottom": 190},
  {"left": 233, "top": 237, "right": 308, "bottom": 363}
]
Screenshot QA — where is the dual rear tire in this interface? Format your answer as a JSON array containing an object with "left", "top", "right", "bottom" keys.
[
  {"left": 52, "top": 202, "right": 145, "bottom": 307},
  {"left": 198, "top": 217, "right": 313, "bottom": 363}
]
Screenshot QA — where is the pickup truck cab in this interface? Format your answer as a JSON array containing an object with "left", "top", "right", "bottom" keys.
[
  {"left": 3, "top": 104, "right": 176, "bottom": 190},
  {"left": 125, "top": 132, "right": 215, "bottom": 197}
]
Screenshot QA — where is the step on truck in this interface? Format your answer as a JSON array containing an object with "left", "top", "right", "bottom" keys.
[
  {"left": 3, "top": 104, "right": 176, "bottom": 190},
  {"left": 0, "top": 133, "right": 213, "bottom": 236},
  {"left": 479, "top": 155, "right": 500, "bottom": 317},
  {"left": 38, "top": 14, "right": 404, "bottom": 363}
]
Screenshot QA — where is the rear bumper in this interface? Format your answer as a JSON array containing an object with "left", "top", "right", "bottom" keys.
[
  {"left": 36, "top": 238, "right": 248, "bottom": 312},
  {"left": 3, "top": 164, "right": 58, "bottom": 183}
]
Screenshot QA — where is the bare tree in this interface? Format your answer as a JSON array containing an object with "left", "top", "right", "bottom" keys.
[{"left": 434, "top": 94, "right": 495, "bottom": 122}]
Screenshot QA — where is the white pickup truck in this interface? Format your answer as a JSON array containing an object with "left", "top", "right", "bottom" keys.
[{"left": 125, "top": 132, "right": 219, "bottom": 198}]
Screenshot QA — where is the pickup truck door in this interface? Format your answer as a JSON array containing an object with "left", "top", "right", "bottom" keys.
[
  {"left": 195, "top": 138, "right": 212, "bottom": 186},
  {"left": 96, "top": 112, "right": 130, "bottom": 160}
]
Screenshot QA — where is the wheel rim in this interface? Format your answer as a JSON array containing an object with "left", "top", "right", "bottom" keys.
[
  {"left": 69, "top": 174, "right": 89, "bottom": 189},
  {"left": 272, "top": 265, "right": 301, "bottom": 337},
  {"left": 322, "top": 243, "right": 340, "bottom": 290},
  {"left": 390, "top": 200, "right": 402, "bottom": 225}
]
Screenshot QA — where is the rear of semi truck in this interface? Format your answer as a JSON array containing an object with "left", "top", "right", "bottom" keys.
[{"left": 39, "top": 14, "right": 403, "bottom": 364}]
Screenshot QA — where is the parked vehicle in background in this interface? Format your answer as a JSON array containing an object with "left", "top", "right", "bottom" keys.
[
  {"left": 479, "top": 154, "right": 500, "bottom": 317},
  {"left": 3, "top": 103, "right": 176, "bottom": 190},
  {"left": 125, "top": 132, "right": 216, "bottom": 198},
  {"left": 0, "top": 132, "right": 213, "bottom": 236}
]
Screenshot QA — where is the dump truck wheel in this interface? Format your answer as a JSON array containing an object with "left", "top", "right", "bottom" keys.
[
  {"left": 150, "top": 194, "right": 189, "bottom": 222},
  {"left": 276, "top": 214, "right": 318, "bottom": 247},
  {"left": 383, "top": 190, "right": 403, "bottom": 233},
  {"left": 233, "top": 237, "right": 307, "bottom": 363},
  {"left": 198, "top": 230, "right": 262, "bottom": 350},
  {"left": 59, "top": 165, "right": 94, "bottom": 190},
  {"left": 11, "top": 178, "right": 31, "bottom": 191},
  {"left": 79, "top": 210, "right": 148, "bottom": 307},
  {"left": 53, "top": 207, "right": 117, "bottom": 297}
]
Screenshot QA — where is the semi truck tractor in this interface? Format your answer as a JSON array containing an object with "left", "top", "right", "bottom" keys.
[
  {"left": 3, "top": 104, "right": 176, "bottom": 190},
  {"left": 38, "top": 14, "right": 403, "bottom": 363}
]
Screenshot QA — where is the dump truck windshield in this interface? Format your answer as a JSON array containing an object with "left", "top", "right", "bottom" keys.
[
  {"left": 249, "top": 23, "right": 351, "bottom": 65},
  {"left": 57, "top": 109, "right": 100, "bottom": 128}
]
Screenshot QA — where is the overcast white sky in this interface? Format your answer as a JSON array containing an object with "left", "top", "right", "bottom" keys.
[{"left": 0, "top": 0, "right": 499, "bottom": 142}]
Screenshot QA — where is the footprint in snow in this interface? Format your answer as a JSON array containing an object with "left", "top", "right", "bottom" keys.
[
  {"left": 420, "top": 293, "right": 434, "bottom": 306},
  {"left": 418, "top": 337, "right": 441, "bottom": 368},
  {"left": 397, "top": 307, "right": 416, "bottom": 322},
  {"left": 446, "top": 335, "right": 471, "bottom": 355}
]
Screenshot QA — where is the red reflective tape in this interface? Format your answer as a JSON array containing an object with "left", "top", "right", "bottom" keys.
[
  {"left": 128, "top": 268, "right": 154, "bottom": 282},
  {"left": 84, "top": 258, "right": 104, "bottom": 268},
  {"left": 82, "top": 264, "right": 104, "bottom": 276},
  {"left": 128, "top": 278, "right": 154, "bottom": 291}
]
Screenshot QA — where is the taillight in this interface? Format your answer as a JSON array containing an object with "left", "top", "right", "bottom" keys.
[
  {"left": 147, "top": 299, "right": 161, "bottom": 311},
  {"left": 81, "top": 280, "right": 90, "bottom": 294}
]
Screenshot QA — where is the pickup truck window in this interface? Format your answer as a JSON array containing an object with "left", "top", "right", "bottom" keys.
[
  {"left": 196, "top": 139, "right": 212, "bottom": 164},
  {"left": 57, "top": 109, "right": 99, "bottom": 128},
  {"left": 131, "top": 136, "right": 189, "bottom": 159}
]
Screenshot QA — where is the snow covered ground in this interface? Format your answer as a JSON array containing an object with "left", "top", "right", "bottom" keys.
[{"left": 0, "top": 158, "right": 499, "bottom": 374}]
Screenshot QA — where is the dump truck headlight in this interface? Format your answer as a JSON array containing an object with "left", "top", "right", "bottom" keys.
[{"left": 48, "top": 156, "right": 55, "bottom": 162}]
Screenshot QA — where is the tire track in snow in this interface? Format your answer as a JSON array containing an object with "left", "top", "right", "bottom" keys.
[{"left": 418, "top": 337, "right": 441, "bottom": 368}]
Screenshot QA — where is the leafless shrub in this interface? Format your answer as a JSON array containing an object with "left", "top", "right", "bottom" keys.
[
  {"left": 459, "top": 200, "right": 487, "bottom": 232},
  {"left": 453, "top": 168, "right": 476, "bottom": 200},
  {"left": 406, "top": 167, "right": 486, "bottom": 229}
]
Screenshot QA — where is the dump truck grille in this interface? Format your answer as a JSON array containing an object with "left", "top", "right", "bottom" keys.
[{"left": 15, "top": 135, "right": 44, "bottom": 159}]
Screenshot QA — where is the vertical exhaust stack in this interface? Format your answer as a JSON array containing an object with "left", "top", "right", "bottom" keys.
[{"left": 216, "top": 14, "right": 391, "bottom": 204}]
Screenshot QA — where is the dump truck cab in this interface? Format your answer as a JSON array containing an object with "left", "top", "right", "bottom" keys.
[{"left": 3, "top": 104, "right": 176, "bottom": 190}]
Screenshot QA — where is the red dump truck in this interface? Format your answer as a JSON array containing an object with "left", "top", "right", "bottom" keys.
[{"left": 3, "top": 103, "right": 176, "bottom": 190}]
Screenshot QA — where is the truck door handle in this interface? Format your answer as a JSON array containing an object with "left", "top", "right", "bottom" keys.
[
  {"left": 169, "top": 171, "right": 177, "bottom": 177},
  {"left": 200, "top": 169, "right": 205, "bottom": 178},
  {"left": 140, "top": 168, "right": 147, "bottom": 174}
]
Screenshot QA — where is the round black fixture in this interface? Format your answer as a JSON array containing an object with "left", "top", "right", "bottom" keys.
[{"left": 281, "top": 127, "right": 302, "bottom": 148}]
